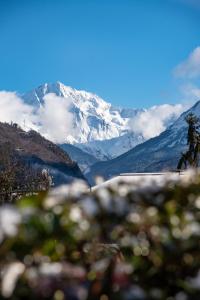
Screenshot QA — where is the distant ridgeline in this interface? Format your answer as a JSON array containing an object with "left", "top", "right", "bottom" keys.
[{"left": 0, "top": 122, "right": 85, "bottom": 200}]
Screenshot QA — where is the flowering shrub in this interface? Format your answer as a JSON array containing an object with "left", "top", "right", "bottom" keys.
[{"left": 1, "top": 173, "right": 200, "bottom": 299}]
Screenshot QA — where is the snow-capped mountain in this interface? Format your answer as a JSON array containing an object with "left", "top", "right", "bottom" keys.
[
  {"left": 22, "top": 81, "right": 145, "bottom": 159},
  {"left": 77, "top": 131, "right": 145, "bottom": 160},
  {"left": 86, "top": 101, "right": 200, "bottom": 185},
  {"left": 22, "top": 82, "right": 183, "bottom": 162}
]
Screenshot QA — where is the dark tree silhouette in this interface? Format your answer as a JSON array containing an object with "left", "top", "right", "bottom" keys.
[{"left": 177, "top": 113, "right": 200, "bottom": 169}]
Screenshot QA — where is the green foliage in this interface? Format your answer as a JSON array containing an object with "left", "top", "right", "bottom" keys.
[{"left": 1, "top": 174, "right": 200, "bottom": 299}]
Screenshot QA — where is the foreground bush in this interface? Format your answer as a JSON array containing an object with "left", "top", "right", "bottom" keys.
[{"left": 1, "top": 172, "right": 200, "bottom": 299}]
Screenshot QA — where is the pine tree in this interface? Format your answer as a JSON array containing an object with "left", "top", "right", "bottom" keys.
[{"left": 177, "top": 113, "right": 200, "bottom": 169}]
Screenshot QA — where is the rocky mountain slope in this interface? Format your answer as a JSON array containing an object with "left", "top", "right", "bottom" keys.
[
  {"left": 0, "top": 122, "right": 84, "bottom": 185},
  {"left": 86, "top": 101, "right": 200, "bottom": 185}
]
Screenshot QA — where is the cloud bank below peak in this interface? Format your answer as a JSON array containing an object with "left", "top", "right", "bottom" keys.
[
  {"left": 174, "top": 46, "right": 200, "bottom": 79},
  {"left": 129, "top": 104, "right": 186, "bottom": 140},
  {"left": 37, "top": 93, "right": 75, "bottom": 143},
  {"left": 0, "top": 91, "right": 75, "bottom": 144},
  {"left": 0, "top": 91, "right": 37, "bottom": 129}
]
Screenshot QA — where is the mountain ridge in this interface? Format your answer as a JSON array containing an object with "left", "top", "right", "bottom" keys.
[
  {"left": 0, "top": 122, "right": 85, "bottom": 186},
  {"left": 86, "top": 101, "right": 200, "bottom": 185}
]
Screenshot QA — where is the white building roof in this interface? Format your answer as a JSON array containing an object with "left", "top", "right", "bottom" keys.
[{"left": 92, "top": 171, "right": 191, "bottom": 191}]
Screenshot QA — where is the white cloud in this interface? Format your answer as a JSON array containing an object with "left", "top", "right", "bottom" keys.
[
  {"left": 129, "top": 104, "right": 185, "bottom": 140},
  {"left": 174, "top": 47, "right": 200, "bottom": 79},
  {"left": 0, "top": 91, "right": 75, "bottom": 144},
  {"left": 0, "top": 91, "right": 37, "bottom": 129},
  {"left": 37, "top": 93, "right": 75, "bottom": 143},
  {"left": 180, "top": 83, "right": 200, "bottom": 100}
]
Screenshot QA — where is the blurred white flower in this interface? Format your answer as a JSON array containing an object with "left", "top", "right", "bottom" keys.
[
  {"left": 96, "top": 188, "right": 111, "bottom": 210},
  {"left": 127, "top": 212, "right": 141, "bottom": 224},
  {"left": 69, "top": 206, "right": 82, "bottom": 222},
  {"left": 195, "top": 196, "right": 200, "bottom": 209},
  {"left": 0, "top": 205, "right": 21, "bottom": 243},
  {"left": 115, "top": 262, "right": 133, "bottom": 275},
  {"left": 80, "top": 197, "right": 99, "bottom": 216},
  {"left": 175, "top": 292, "right": 187, "bottom": 300},
  {"left": 1, "top": 262, "right": 25, "bottom": 298},
  {"left": 45, "top": 180, "right": 88, "bottom": 208},
  {"left": 39, "top": 262, "right": 62, "bottom": 276}
]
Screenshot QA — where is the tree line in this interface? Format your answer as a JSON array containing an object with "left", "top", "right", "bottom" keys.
[{"left": 0, "top": 142, "right": 52, "bottom": 203}]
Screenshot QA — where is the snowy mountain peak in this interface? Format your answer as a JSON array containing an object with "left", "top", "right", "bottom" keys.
[
  {"left": 21, "top": 82, "right": 185, "bottom": 161},
  {"left": 23, "top": 81, "right": 110, "bottom": 110},
  {"left": 22, "top": 82, "right": 142, "bottom": 152}
]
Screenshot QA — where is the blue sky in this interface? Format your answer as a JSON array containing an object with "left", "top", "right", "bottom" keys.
[{"left": 0, "top": 0, "right": 200, "bottom": 108}]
